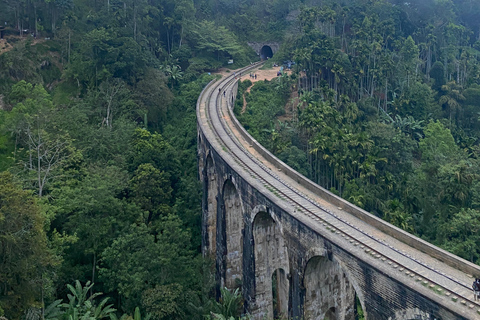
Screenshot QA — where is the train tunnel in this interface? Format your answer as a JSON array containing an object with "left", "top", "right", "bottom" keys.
[{"left": 260, "top": 45, "right": 273, "bottom": 60}]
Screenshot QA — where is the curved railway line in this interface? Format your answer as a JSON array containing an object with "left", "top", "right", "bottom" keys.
[{"left": 197, "top": 63, "right": 480, "bottom": 318}]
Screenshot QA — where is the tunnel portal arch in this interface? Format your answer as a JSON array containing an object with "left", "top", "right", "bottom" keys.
[
  {"left": 247, "top": 42, "right": 280, "bottom": 59},
  {"left": 260, "top": 45, "right": 274, "bottom": 60}
]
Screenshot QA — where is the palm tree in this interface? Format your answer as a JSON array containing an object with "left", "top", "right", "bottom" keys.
[
  {"left": 439, "top": 81, "right": 465, "bottom": 126},
  {"left": 160, "top": 63, "right": 183, "bottom": 89}
]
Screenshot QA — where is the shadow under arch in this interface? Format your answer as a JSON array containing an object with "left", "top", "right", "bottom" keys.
[
  {"left": 222, "top": 178, "right": 244, "bottom": 289},
  {"left": 197, "top": 134, "right": 203, "bottom": 167},
  {"left": 272, "top": 268, "right": 288, "bottom": 319},
  {"left": 198, "top": 133, "right": 202, "bottom": 151},
  {"left": 252, "top": 211, "right": 289, "bottom": 319},
  {"left": 303, "top": 255, "right": 356, "bottom": 320},
  {"left": 204, "top": 153, "right": 218, "bottom": 257},
  {"left": 303, "top": 247, "right": 367, "bottom": 319},
  {"left": 334, "top": 258, "right": 367, "bottom": 319},
  {"left": 324, "top": 307, "right": 336, "bottom": 320}
]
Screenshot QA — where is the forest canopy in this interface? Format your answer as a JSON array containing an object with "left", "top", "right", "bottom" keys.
[{"left": 1, "top": 0, "right": 480, "bottom": 319}]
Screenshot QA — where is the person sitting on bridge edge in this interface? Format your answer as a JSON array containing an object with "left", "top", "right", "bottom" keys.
[{"left": 473, "top": 278, "right": 480, "bottom": 300}]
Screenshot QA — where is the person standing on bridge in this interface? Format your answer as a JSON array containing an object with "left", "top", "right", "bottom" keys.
[{"left": 473, "top": 278, "right": 480, "bottom": 300}]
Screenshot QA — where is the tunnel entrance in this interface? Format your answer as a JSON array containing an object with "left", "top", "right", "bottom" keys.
[{"left": 260, "top": 45, "right": 273, "bottom": 60}]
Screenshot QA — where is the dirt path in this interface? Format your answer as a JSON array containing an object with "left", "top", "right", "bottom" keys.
[
  {"left": 0, "top": 37, "right": 46, "bottom": 56},
  {"left": 214, "top": 66, "right": 290, "bottom": 88},
  {"left": 241, "top": 66, "right": 291, "bottom": 113},
  {"left": 0, "top": 39, "right": 13, "bottom": 55},
  {"left": 213, "top": 65, "right": 293, "bottom": 114}
]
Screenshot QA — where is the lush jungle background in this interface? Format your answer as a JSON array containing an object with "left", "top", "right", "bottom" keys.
[{"left": 0, "top": 0, "right": 480, "bottom": 319}]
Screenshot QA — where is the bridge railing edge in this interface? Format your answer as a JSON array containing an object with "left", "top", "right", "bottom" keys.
[
  {"left": 224, "top": 78, "right": 480, "bottom": 277},
  {"left": 196, "top": 78, "right": 217, "bottom": 125}
]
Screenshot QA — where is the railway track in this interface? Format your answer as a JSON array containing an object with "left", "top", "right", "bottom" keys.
[{"left": 198, "top": 63, "right": 480, "bottom": 318}]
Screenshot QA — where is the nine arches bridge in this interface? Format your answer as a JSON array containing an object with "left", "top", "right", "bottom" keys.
[{"left": 196, "top": 63, "right": 480, "bottom": 319}]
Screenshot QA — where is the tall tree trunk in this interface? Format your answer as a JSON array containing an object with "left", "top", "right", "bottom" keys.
[
  {"left": 51, "top": 5, "right": 55, "bottom": 35},
  {"left": 124, "top": 2, "right": 127, "bottom": 27},
  {"left": 456, "top": 60, "right": 460, "bottom": 84},
  {"left": 68, "top": 30, "right": 71, "bottom": 63},
  {"left": 91, "top": 252, "right": 96, "bottom": 296},
  {"left": 34, "top": 2, "right": 38, "bottom": 37},
  {"left": 37, "top": 133, "right": 42, "bottom": 197},
  {"left": 179, "top": 25, "right": 183, "bottom": 48},
  {"left": 384, "top": 78, "right": 387, "bottom": 111},
  {"left": 134, "top": 2, "right": 137, "bottom": 40},
  {"left": 41, "top": 275, "right": 45, "bottom": 320},
  {"left": 166, "top": 29, "right": 171, "bottom": 54}
]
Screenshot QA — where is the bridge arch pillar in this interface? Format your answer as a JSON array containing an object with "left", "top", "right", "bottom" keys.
[
  {"left": 222, "top": 178, "right": 245, "bottom": 289},
  {"left": 203, "top": 152, "right": 218, "bottom": 257},
  {"left": 303, "top": 254, "right": 356, "bottom": 320},
  {"left": 251, "top": 209, "right": 290, "bottom": 319}
]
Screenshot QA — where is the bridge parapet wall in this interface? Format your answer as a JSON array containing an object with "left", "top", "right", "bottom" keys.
[{"left": 197, "top": 133, "right": 468, "bottom": 320}]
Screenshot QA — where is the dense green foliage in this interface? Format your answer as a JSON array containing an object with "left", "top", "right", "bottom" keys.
[
  {"left": 1, "top": 0, "right": 480, "bottom": 318},
  {"left": 0, "top": 0, "right": 235, "bottom": 317},
  {"left": 236, "top": 0, "right": 480, "bottom": 270}
]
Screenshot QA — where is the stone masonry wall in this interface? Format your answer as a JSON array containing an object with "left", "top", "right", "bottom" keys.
[{"left": 198, "top": 129, "right": 468, "bottom": 320}]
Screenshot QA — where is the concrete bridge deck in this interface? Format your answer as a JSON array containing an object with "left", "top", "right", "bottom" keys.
[{"left": 197, "top": 63, "right": 480, "bottom": 319}]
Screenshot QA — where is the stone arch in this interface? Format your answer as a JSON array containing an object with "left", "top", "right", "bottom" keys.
[
  {"left": 223, "top": 179, "right": 244, "bottom": 289},
  {"left": 250, "top": 205, "right": 268, "bottom": 222},
  {"left": 205, "top": 154, "right": 218, "bottom": 257},
  {"left": 303, "top": 255, "right": 355, "bottom": 320},
  {"left": 247, "top": 42, "right": 280, "bottom": 57},
  {"left": 324, "top": 307, "right": 336, "bottom": 320},
  {"left": 334, "top": 258, "right": 367, "bottom": 319},
  {"left": 260, "top": 45, "right": 274, "bottom": 60},
  {"left": 304, "top": 250, "right": 366, "bottom": 319},
  {"left": 252, "top": 211, "right": 289, "bottom": 319}
]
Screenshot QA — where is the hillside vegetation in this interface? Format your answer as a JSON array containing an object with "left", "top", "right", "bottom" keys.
[
  {"left": 1, "top": 0, "right": 480, "bottom": 319},
  {"left": 236, "top": 0, "right": 480, "bottom": 271}
]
